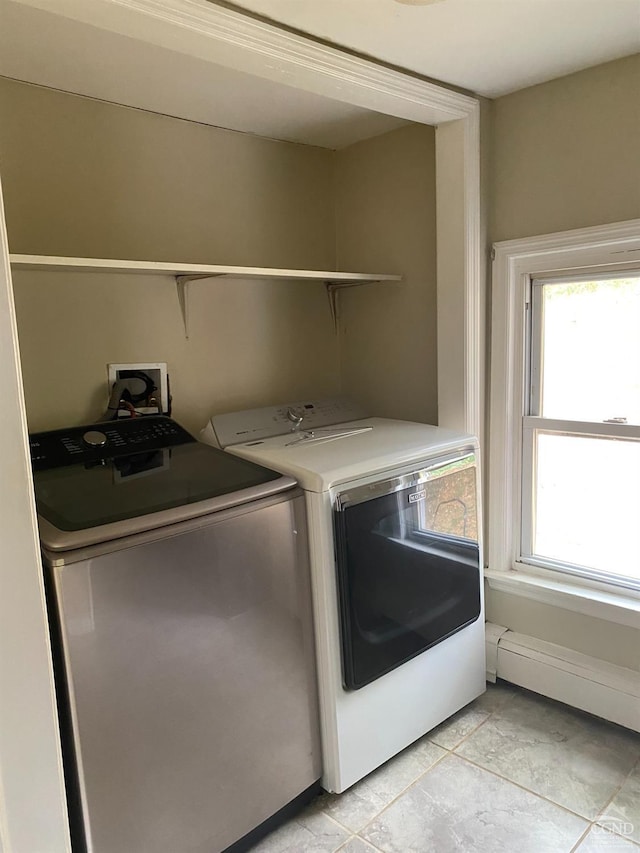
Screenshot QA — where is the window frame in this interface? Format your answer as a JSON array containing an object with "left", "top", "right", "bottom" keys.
[{"left": 488, "top": 220, "right": 640, "bottom": 601}]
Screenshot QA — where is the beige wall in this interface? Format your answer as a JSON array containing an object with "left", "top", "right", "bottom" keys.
[
  {"left": 0, "top": 79, "right": 336, "bottom": 268},
  {"left": 491, "top": 53, "right": 640, "bottom": 242},
  {"left": 11, "top": 269, "right": 342, "bottom": 434},
  {"left": 0, "top": 78, "right": 340, "bottom": 432},
  {"left": 488, "top": 54, "right": 640, "bottom": 669},
  {"left": 335, "top": 124, "right": 438, "bottom": 424},
  {"left": 486, "top": 591, "right": 639, "bottom": 672},
  {"left": 0, "top": 80, "right": 438, "bottom": 434}
]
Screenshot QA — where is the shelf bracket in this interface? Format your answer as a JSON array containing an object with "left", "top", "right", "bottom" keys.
[
  {"left": 326, "top": 281, "right": 379, "bottom": 334},
  {"left": 176, "top": 274, "right": 223, "bottom": 339},
  {"left": 326, "top": 282, "right": 341, "bottom": 333}
]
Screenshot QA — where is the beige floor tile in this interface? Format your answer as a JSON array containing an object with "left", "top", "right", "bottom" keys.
[
  {"left": 362, "top": 753, "right": 587, "bottom": 853},
  {"left": 248, "top": 806, "right": 349, "bottom": 852},
  {"left": 456, "top": 690, "right": 640, "bottom": 819},
  {"left": 428, "top": 680, "right": 519, "bottom": 750},
  {"left": 472, "top": 679, "right": 519, "bottom": 713},
  {"left": 337, "top": 837, "right": 382, "bottom": 853},
  {"left": 319, "top": 740, "right": 446, "bottom": 832},
  {"left": 598, "top": 763, "right": 640, "bottom": 845},
  {"left": 576, "top": 825, "right": 640, "bottom": 852},
  {"left": 428, "top": 703, "right": 491, "bottom": 750}
]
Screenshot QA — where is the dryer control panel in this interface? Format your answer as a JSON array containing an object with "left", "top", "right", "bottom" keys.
[
  {"left": 208, "top": 398, "right": 368, "bottom": 448},
  {"left": 29, "top": 416, "right": 194, "bottom": 471}
]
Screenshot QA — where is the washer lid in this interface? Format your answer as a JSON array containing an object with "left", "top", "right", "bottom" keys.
[
  {"left": 225, "top": 418, "right": 477, "bottom": 492},
  {"left": 32, "top": 438, "right": 294, "bottom": 551}
]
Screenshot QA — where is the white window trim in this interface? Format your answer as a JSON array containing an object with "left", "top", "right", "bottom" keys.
[{"left": 488, "top": 219, "right": 640, "bottom": 628}]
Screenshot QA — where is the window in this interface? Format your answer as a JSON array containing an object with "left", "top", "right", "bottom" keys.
[
  {"left": 523, "top": 274, "right": 640, "bottom": 588},
  {"left": 489, "top": 220, "right": 640, "bottom": 596}
]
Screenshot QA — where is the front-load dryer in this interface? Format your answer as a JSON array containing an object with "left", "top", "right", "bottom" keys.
[{"left": 202, "top": 399, "right": 485, "bottom": 793}]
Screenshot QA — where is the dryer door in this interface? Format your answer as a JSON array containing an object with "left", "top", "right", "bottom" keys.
[{"left": 334, "top": 451, "right": 481, "bottom": 690}]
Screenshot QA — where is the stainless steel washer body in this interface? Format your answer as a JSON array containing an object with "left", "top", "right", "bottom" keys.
[{"left": 31, "top": 416, "right": 321, "bottom": 853}]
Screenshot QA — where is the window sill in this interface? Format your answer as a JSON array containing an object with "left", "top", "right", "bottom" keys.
[{"left": 484, "top": 567, "right": 640, "bottom": 630}]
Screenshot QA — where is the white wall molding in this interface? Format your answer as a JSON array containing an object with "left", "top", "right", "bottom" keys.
[
  {"left": 487, "top": 624, "right": 640, "bottom": 733},
  {"left": 491, "top": 218, "right": 640, "bottom": 262},
  {"left": 463, "top": 103, "right": 483, "bottom": 439},
  {"left": 14, "top": 0, "right": 478, "bottom": 124},
  {"left": 435, "top": 106, "right": 483, "bottom": 438}
]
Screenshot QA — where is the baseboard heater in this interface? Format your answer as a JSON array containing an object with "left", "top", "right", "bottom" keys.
[{"left": 485, "top": 623, "right": 640, "bottom": 733}]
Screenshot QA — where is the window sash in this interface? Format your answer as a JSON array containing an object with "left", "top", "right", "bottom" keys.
[
  {"left": 520, "top": 417, "right": 640, "bottom": 590},
  {"left": 515, "top": 552, "right": 640, "bottom": 593},
  {"left": 523, "top": 416, "right": 640, "bottom": 439},
  {"left": 528, "top": 274, "right": 640, "bottom": 422}
]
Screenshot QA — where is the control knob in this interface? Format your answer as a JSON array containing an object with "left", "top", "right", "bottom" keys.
[
  {"left": 83, "top": 430, "right": 108, "bottom": 448},
  {"left": 286, "top": 407, "right": 304, "bottom": 430}
]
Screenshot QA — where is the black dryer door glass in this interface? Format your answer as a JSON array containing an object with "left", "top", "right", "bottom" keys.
[{"left": 334, "top": 452, "right": 481, "bottom": 690}]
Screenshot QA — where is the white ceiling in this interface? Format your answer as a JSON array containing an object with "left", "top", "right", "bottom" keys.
[{"left": 229, "top": 0, "right": 640, "bottom": 97}]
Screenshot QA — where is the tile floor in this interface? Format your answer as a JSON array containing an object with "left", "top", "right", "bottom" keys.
[{"left": 249, "top": 681, "right": 640, "bottom": 853}]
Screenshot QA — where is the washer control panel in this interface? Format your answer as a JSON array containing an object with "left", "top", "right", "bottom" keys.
[
  {"left": 210, "top": 398, "right": 368, "bottom": 448},
  {"left": 30, "top": 416, "right": 194, "bottom": 471}
]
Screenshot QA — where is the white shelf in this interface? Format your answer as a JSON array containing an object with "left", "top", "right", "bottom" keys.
[
  {"left": 9, "top": 254, "right": 401, "bottom": 286},
  {"left": 10, "top": 254, "right": 401, "bottom": 338}
]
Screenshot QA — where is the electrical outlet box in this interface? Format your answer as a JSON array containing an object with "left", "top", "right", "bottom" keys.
[{"left": 107, "top": 362, "right": 169, "bottom": 416}]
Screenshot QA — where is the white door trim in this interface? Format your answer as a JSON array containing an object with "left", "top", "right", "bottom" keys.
[{"left": 0, "top": 179, "right": 71, "bottom": 851}]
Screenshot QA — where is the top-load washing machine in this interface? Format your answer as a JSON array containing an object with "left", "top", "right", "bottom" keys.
[
  {"left": 202, "top": 398, "right": 485, "bottom": 793},
  {"left": 30, "top": 415, "right": 321, "bottom": 853}
]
